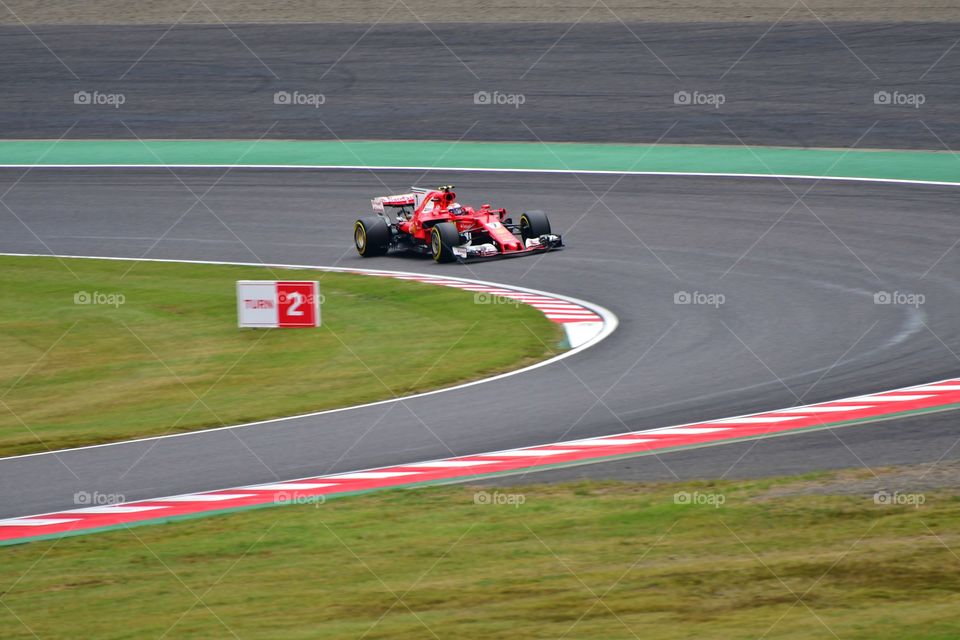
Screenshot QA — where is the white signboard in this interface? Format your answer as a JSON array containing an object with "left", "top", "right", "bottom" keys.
[{"left": 237, "top": 280, "right": 321, "bottom": 328}]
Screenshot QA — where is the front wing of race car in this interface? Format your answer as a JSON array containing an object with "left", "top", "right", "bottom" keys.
[{"left": 451, "top": 234, "right": 564, "bottom": 262}]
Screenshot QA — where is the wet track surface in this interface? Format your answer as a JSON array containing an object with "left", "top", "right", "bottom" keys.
[{"left": 0, "top": 167, "right": 958, "bottom": 517}]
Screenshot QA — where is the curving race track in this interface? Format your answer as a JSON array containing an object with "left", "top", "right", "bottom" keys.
[{"left": 1, "top": 166, "right": 959, "bottom": 521}]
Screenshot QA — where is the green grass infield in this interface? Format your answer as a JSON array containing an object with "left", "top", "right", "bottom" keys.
[
  {"left": 1, "top": 471, "right": 958, "bottom": 638},
  {"left": 0, "top": 255, "right": 562, "bottom": 456}
]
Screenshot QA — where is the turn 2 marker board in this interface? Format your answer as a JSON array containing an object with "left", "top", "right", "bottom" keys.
[{"left": 236, "top": 280, "right": 321, "bottom": 328}]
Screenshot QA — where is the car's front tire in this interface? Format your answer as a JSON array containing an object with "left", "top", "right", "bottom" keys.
[
  {"left": 354, "top": 217, "right": 390, "bottom": 257},
  {"left": 519, "top": 210, "right": 552, "bottom": 240},
  {"left": 431, "top": 222, "right": 460, "bottom": 263}
]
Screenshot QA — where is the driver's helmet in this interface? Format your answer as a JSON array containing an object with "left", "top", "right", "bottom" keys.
[{"left": 448, "top": 202, "right": 464, "bottom": 216}]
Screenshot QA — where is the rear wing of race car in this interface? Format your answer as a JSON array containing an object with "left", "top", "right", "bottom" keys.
[
  {"left": 371, "top": 193, "right": 416, "bottom": 213},
  {"left": 371, "top": 186, "right": 453, "bottom": 213}
]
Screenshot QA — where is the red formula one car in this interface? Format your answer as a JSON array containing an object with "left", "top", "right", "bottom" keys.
[{"left": 353, "top": 185, "right": 563, "bottom": 263}]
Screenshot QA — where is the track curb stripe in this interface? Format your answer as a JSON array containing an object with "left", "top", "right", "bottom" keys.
[
  {"left": 3, "top": 380, "right": 960, "bottom": 545},
  {"left": 360, "top": 272, "right": 603, "bottom": 345}
]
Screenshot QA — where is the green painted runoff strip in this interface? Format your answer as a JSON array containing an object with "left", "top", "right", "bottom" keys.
[{"left": 1, "top": 139, "right": 959, "bottom": 183}]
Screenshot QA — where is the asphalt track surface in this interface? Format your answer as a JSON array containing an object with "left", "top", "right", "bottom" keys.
[
  {"left": 2, "top": 22, "right": 959, "bottom": 148},
  {"left": 1, "top": 167, "right": 959, "bottom": 519}
]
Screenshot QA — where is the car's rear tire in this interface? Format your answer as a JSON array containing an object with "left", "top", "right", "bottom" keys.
[
  {"left": 431, "top": 222, "right": 460, "bottom": 263},
  {"left": 520, "top": 210, "right": 551, "bottom": 240},
  {"left": 355, "top": 217, "right": 390, "bottom": 257}
]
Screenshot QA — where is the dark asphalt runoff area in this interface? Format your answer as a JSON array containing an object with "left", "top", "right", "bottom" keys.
[
  {"left": 0, "top": 168, "right": 958, "bottom": 517},
  {"left": 0, "top": 22, "right": 958, "bottom": 148},
  {"left": 0, "top": 22, "right": 958, "bottom": 518}
]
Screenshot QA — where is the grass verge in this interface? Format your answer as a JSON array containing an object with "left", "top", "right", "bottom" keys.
[
  {"left": 0, "top": 256, "right": 562, "bottom": 456},
  {"left": 1, "top": 468, "right": 959, "bottom": 638}
]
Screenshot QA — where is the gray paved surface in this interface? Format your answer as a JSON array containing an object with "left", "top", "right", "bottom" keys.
[
  {"left": 1, "top": 22, "right": 958, "bottom": 147},
  {"left": 0, "top": 168, "right": 957, "bottom": 517}
]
